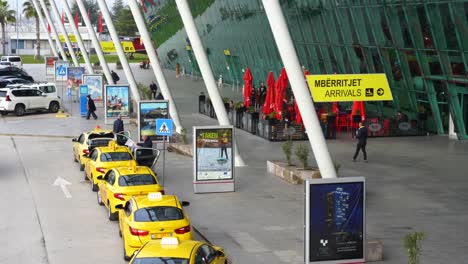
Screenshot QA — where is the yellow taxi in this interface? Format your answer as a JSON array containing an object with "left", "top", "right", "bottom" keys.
[
  {"left": 130, "top": 237, "right": 228, "bottom": 264},
  {"left": 72, "top": 126, "right": 114, "bottom": 171},
  {"left": 117, "top": 192, "right": 192, "bottom": 260},
  {"left": 96, "top": 161, "right": 164, "bottom": 221},
  {"left": 83, "top": 141, "right": 134, "bottom": 192}
]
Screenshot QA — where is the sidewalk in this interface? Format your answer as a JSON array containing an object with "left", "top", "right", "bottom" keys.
[{"left": 8, "top": 64, "right": 468, "bottom": 263}]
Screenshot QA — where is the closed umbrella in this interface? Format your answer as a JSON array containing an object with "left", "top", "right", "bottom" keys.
[
  {"left": 263, "top": 71, "right": 275, "bottom": 115},
  {"left": 294, "top": 98, "right": 302, "bottom": 124},
  {"left": 351, "top": 101, "right": 366, "bottom": 121},
  {"left": 275, "top": 68, "right": 288, "bottom": 120},
  {"left": 243, "top": 67, "right": 253, "bottom": 108}
]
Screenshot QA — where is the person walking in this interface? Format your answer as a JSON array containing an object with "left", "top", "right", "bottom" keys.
[
  {"left": 86, "top": 95, "right": 97, "bottom": 120},
  {"left": 155, "top": 92, "right": 164, "bottom": 100},
  {"left": 150, "top": 82, "right": 158, "bottom": 99},
  {"left": 113, "top": 114, "right": 124, "bottom": 133},
  {"left": 111, "top": 70, "right": 120, "bottom": 84},
  {"left": 353, "top": 122, "right": 368, "bottom": 162}
]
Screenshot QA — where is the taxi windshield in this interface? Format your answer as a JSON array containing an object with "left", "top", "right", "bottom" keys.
[
  {"left": 134, "top": 207, "right": 183, "bottom": 222},
  {"left": 118, "top": 174, "right": 156, "bottom": 186},
  {"left": 100, "top": 152, "right": 132, "bottom": 162},
  {"left": 132, "top": 257, "right": 188, "bottom": 264}
]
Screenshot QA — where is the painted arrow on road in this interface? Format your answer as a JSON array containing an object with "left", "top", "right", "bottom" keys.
[{"left": 53, "top": 177, "right": 72, "bottom": 198}]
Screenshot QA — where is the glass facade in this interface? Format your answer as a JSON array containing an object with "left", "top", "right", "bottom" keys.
[{"left": 143, "top": 0, "right": 468, "bottom": 139}]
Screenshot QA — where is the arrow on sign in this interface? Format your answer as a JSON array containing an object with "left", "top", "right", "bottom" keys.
[
  {"left": 377, "top": 88, "right": 384, "bottom": 96},
  {"left": 53, "top": 177, "right": 72, "bottom": 198}
]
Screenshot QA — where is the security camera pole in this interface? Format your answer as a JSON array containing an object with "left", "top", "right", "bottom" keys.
[
  {"left": 127, "top": 0, "right": 184, "bottom": 133},
  {"left": 174, "top": 0, "right": 245, "bottom": 167},
  {"left": 261, "top": 0, "right": 337, "bottom": 178},
  {"left": 30, "top": 0, "right": 59, "bottom": 57},
  {"left": 96, "top": 0, "right": 141, "bottom": 101},
  {"left": 49, "top": 0, "right": 80, "bottom": 66},
  {"left": 38, "top": 0, "right": 67, "bottom": 61}
]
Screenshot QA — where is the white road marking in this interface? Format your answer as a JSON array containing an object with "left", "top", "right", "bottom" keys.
[
  {"left": 53, "top": 177, "right": 72, "bottom": 198},
  {"left": 228, "top": 231, "right": 269, "bottom": 253}
]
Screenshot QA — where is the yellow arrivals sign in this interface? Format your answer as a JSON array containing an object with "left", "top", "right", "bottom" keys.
[
  {"left": 59, "top": 34, "right": 77, "bottom": 43},
  {"left": 306, "top": 73, "right": 393, "bottom": 102},
  {"left": 100, "top": 41, "right": 136, "bottom": 53}
]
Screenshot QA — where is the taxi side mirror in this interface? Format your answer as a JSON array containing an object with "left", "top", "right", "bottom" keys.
[
  {"left": 115, "top": 204, "right": 124, "bottom": 210},
  {"left": 72, "top": 138, "right": 77, "bottom": 142},
  {"left": 82, "top": 154, "right": 88, "bottom": 158},
  {"left": 216, "top": 250, "right": 225, "bottom": 257},
  {"left": 181, "top": 201, "right": 190, "bottom": 207},
  {"left": 96, "top": 175, "right": 103, "bottom": 180}
]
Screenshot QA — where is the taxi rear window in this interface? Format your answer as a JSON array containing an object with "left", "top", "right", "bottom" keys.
[
  {"left": 118, "top": 174, "right": 156, "bottom": 186},
  {"left": 88, "top": 132, "right": 114, "bottom": 140},
  {"left": 100, "top": 152, "right": 132, "bottom": 161},
  {"left": 132, "top": 258, "right": 188, "bottom": 264},
  {"left": 88, "top": 138, "right": 112, "bottom": 147},
  {"left": 134, "top": 207, "right": 183, "bottom": 222}
]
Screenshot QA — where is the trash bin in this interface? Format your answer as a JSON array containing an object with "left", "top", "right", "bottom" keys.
[{"left": 198, "top": 92, "right": 206, "bottom": 113}]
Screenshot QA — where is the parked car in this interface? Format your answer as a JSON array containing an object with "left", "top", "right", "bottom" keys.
[
  {"left": 1, "top": 56, "right": 22, "bottom": 68},
  {"left": 0, "top": 87, "right": 60, "bottom": 116},
  {"left": 18, "top": 83, "right": 58, "bottom": 97},
  {"left": 0, "top": 78, "right": 32, "bottom": 88},
  {"left": 0, "top": 67, "right": 34, "bottom": 82}
]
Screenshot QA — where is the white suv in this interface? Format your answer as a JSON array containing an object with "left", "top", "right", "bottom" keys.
[
  {"left": 1, "top": 56, "right": 22, "bottom": 68},
  {"left": 19, "top": 83, "right": 58, "bottom": 97},
  {"left": 0, "top": 88, "right": 60, "bottom": 116}
]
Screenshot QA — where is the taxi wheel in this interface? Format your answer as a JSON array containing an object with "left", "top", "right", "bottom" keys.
[
  {"left": 79, "top": 163, "right": 84, "bottom": 171},
  {"left": 73, "top": 155, "right": 77, "bottom": 163},
  {"left": 84, "top": 171, "right": 89, "bottom": 181},
  {"left": 91, "top": 176, "right": 98, "bottom": 192},
  {"left": 123, "top": 237, "right": 132, "bottom": 261},
  {"left": 97, "top": 189, "right": 104, "bottom": 206},
  {"left": 108, "top": 201, "right": 118, "bottom": 221}
]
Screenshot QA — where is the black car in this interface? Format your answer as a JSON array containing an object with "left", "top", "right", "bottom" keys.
[
  {"left": 0, "top": 78, "right": 32, "bottom": 88},
  {"left": 0, "top": 67, "right": 34, "bottom": 82}
]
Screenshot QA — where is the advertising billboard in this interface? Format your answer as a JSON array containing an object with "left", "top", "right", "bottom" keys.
[
  {"left": 138, "top": 100, "right": 169, "bottom": 142},
  {"left": 105, "top": 85, "right": 130, "bottom": 123},
  {"left": 45, "top": 56, "right": 58, "bottom": 81},
  {"left": 82, "top": 74, "right": 104, "bottom": 103},
  {"left": 67, "top": 67, "right": 85, "bottom": 100},
  {"left": 305, "top": 177, "right": 365, "bottom": 264}
]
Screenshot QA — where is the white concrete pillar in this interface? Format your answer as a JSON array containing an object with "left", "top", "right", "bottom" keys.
[
  {"left": 75, "top": 0, "right": 114, "bottom": 85},
  {"left": 61, "top": 0, "right": 93, "bottom": 73},
  {"left": 261, "top": 0, "right": 337, "bottom": 178},
  {"left": 96, "top": 0, "right": 141, "bottom": 101},
  {"left": 38, "top": 0, "right": 67, "bottom": 61},
  {"left": 30, "top": 0, "right": 59, "bottom": 57},
  {"left": 49, "top": 0, "right": 79, "bottom": 66},
  {"left": 127, "top": 0, "right": 184, "bottom": 133},
  {"left": 174, "top": 0, "right": 245, "bottom": 166}
]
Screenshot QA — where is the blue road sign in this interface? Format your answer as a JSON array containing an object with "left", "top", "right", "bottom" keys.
[
  {"left": 56, "top": 66, "right": 67, "bottom": 77},
  {"left": 156, "top": 119, "right": 173, "bottom": 136},
  {"left": 67, "top": 88, "right": 72, "bottom": 97}
]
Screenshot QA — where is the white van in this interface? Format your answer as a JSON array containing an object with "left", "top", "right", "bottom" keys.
[
  {"left": 1, "top": 56, "right": 23, "bottom": 68},
  {"left": 20, "top": 83, "right": 58, "bottom": 97}
]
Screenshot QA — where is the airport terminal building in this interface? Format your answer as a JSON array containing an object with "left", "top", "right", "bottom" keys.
[{"left": 144, "top": 0, "right": 468, "bottom": 139}]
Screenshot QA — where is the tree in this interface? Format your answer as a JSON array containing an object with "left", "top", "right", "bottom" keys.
[
  {"left": 71, "top": 0, "right": 99, "bottom": 27},
  {"left": 22, "top": 0, "right": 39, "bottom": 59},
  {"left": 111, "top": 0, "right": 124, "bottom": 21},
  {"left": 0, "top": 0, "right": 15, "bottom": 55},
  {"left": 114, "top": 7, "right": 138, "bottom": 36}
]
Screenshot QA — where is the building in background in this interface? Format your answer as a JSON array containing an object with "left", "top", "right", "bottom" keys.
[{"left": 143, "top": 0, "right": 468, "bottom": 139}]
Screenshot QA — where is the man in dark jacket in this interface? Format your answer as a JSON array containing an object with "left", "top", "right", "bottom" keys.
[
  {"left": 155, "top": 92, "right": 164, "bottom": 100},
  {"left": 137, "top": 135, "right": 153, "bottom": 148},
  {"left": 111, "top": 70, "right": 120, "bottom": 84},
  {"left": 113, "top": 114, "right": 124, "bottom": 133},
  {"left": 353, "top": 122, "right": 368, "bottom": 162},
  {"left": 86, "top": 95, "right": 97, "bottom": 120}
]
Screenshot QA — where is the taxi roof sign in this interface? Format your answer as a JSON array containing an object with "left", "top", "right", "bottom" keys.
[
  {"left": 129, "top": 160, "right": 137, "bottom": 171},
  {"left": 306, "top": 73, "right": 393, "bottom": 102},
  {"left": 161, "top": 237, "right": 179, "bottom": 245},
  {"left": 148, "top": 192, "right": 163, "bottom": 200}
]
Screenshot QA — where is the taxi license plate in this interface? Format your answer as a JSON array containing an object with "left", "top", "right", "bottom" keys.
[{"left": 151, "top": 233, "right": 171, "bottom": 239}]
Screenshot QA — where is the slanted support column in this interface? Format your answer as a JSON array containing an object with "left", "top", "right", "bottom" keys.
[
  {"left": 75, "top": 0, "right": 114, "bottom": 84},
  {"left": 261, "top": 0, "right": 337, "bottom": 178},
  {"left": 31, "top": 0, "right": 58, "bottom": 57},
  {"left": 49, "top": 0, "right": 79, "bottom": 66},
  {"left": 127, "top": 0, "right": 184, "bottom": 133},
  {"left": 174, "top": 0, "right": 245, "bottom": 167},
  {"left": 61, "top": 0, "right": 93, "bottom": 73},
  {"left": 38, "top": 0, "right": 67, "bottom": 61},
  {"left": 96, "top": 0, "right": 141, "bottom": 101}
]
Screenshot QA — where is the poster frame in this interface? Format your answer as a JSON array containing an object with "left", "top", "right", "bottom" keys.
[
  {"left": 82, "top": 74, "right": 104, "bottom": 104},
  {"left": 45, "top": 56, "right": 58, "bottom": 81},
  {"left": 104, "top": 84, "right": 131, "bottom": 125},
  {"left": 304, "top": 177, "right": 366, "bottom": 264},
  {"left": 137, "top": 100, "right": 169, "bottom": 143},
  {"left": 193, "top": 125, "right": 235, "bottom": 193}
]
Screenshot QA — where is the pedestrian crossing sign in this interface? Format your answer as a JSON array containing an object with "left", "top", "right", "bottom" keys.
[{"left": 156, "top": 119, "right": 173, "bottom": 136}]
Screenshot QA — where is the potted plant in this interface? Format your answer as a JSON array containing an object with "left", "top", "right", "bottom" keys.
[
  {"left": 295, "top": 143, "right": 309, "bottom": 169},
  {"left": 403, "top": 231, "right": 425, "bottom": 264},
  {"left": 282, "top": 140, "right": 293, "bottom": 166}
]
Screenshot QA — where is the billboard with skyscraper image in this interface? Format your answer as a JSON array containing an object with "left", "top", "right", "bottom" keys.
[{"left": 305, "top": 177, "right": 365, "bottom": 264}]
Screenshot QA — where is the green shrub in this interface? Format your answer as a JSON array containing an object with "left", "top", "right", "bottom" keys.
[
  {"left": 403, "top": 231, "right": 425, "bottom": 264},
  {"left": 282, "top": 140, "right": 293, "bottom": 166},
  {"left": 181, "top": 128, "right": 187, "bottom": 144},
  {"left": 295, "top": 144, "right": 309, "bottom": 169},
  {"left": 137, "top": 83, "right": 152, "bottom": 100}
]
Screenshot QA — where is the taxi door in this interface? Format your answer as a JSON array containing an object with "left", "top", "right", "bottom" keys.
[
  {"left": 100, "top": 170, "right": 117, "bottom": 207},
  {"left": 73, "top": 133, "right": 85, "bottom": 161},
  {"left": 193, "top": 244, "right": 226, "bottom": 264},
  {"left": 84, "top": 149, "right": 99, "bottom": 180},
  {"left": 119, "top": 200, "right": 133, "bottom": 236}
]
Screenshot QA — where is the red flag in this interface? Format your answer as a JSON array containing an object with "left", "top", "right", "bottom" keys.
[
  {"left": 294, "top": 98, "right": 302, "bottom": 125},
  {"left": 99, "top": 12, "right": 103, "bottom": 33},
  {"left": 47, "top": 23, "right": 51, "bottom": 33},
  {"left": 263, "top": 71, "right": 275, "bottom": 115},
  {"left": 61, "top": 10, "right": 64, "bottom": 24},
  {"left": 75, "top": 10, "right": 79, "bottom": 27},
  {"left": 243, "top": 68, "right": 253, "bottom": 108}
]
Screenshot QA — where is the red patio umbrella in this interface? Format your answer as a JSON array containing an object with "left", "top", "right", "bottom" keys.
[
  {"left": 263, "top": 71, "right": 275, "bottom": 115},
  {"left": 331, "top": 102, "right": 340, "bottom": 114},
  {"left": 275, "top": 68, "right": 288, "bottom": 120},
  {"left": 351, "top": 101, "right": 366, "bottom": 121},
  {"left": 294, "top": 98, "right": 302, "bottom": 124},
  {"left": 243, "top": 67, "right": 253, "bottom": 108}
]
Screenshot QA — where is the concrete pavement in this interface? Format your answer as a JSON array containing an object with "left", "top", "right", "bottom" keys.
[{"left": 0, "top": 64, "right": 467, "bottom": 263}]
